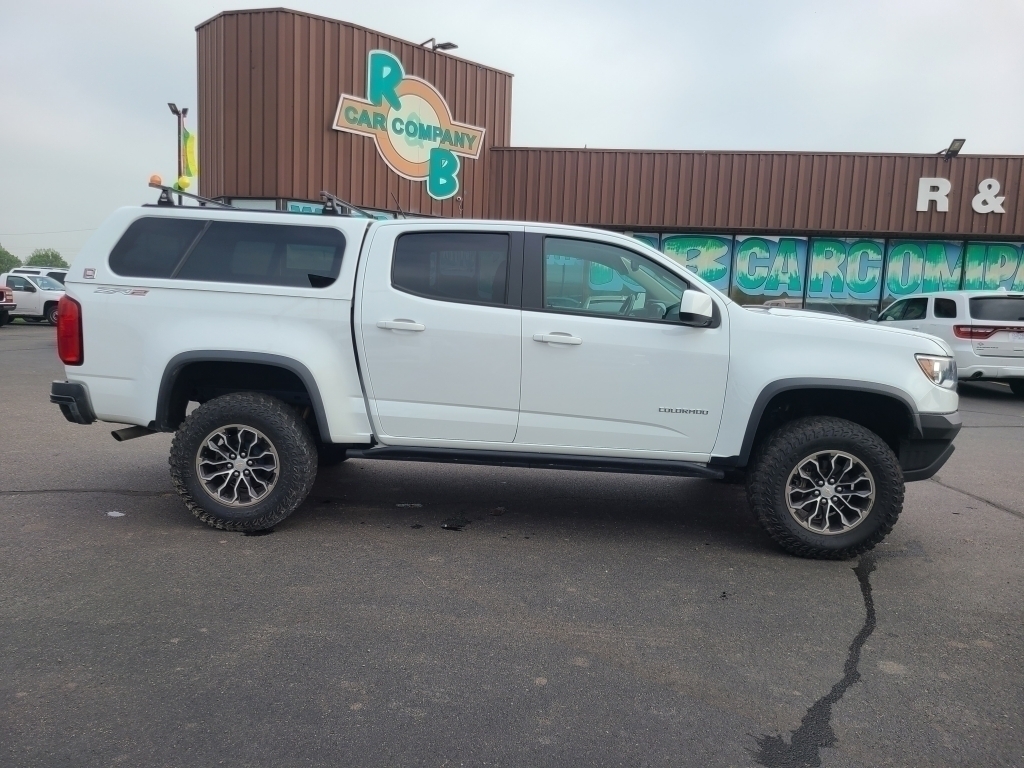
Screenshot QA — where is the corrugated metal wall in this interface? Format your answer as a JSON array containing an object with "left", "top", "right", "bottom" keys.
[
  {"left": 488, "top": 149, "right": 1024, "bottom": 238},
  {"left": 197, "top": 9, "right": 513, "bottom": 218}
]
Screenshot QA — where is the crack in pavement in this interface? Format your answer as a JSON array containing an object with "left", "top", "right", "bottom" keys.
[
  {"left": 928, "top": 477, "right": 1024, "bottom": 520},
  {"left": 752, "top": 552, "right": 878, "bottom": 768}
]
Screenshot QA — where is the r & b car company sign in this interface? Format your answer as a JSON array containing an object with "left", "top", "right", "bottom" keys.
[{"left": 333, "top": 50, "right": 485, "bottom": 201}]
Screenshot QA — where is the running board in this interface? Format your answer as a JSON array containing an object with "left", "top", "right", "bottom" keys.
[{"left": 344, "top": 446, "right": 724, "bottom": 479}]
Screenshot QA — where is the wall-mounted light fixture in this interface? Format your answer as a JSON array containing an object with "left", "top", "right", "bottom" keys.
[
  {"left": 939, "top": 138, "right": 966, "bottom": 161},
  {"left": 420, "top": 37, "right": 458, "bottom": 51}
]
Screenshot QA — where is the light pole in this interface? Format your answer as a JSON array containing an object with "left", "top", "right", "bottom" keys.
[{"left": 168, "top": 103, "right": 189, "bottom": 203}]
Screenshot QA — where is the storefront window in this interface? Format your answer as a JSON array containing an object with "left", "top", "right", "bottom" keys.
[
  {"left": 730, "top": 236, "right": 807, "bottom": 308},
  {"left": 661, "top": 234, "right": 733, "bottom": 293},
  {"left": 962, "top": 242, "right": 1024, "bottom": 291},
  {"left": 630, "top": 233, "right": 660, "bottom": 250},
  {"left": 882, "top": 240, "right": 964, "bottom": 308},
  {"left": 805, "top": 238, "right": 884, "bottom": 319}
]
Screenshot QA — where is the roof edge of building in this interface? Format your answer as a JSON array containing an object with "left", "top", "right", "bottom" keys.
[
  {"left": 490, "top": 146, "right": 1024, "bottom": 159},
  {"left": 195, "top": 7, "right": 514, "bottom": 77}
]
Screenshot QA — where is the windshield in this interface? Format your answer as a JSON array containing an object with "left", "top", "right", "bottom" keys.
[
  {"left": 969, "top": 297, "right": 1024, "bottom": 322},
  {"left": 28, "top": 275, "right": 65, "bottom": 291}
]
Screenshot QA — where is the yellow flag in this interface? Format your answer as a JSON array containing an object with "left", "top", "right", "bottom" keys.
[{"left": 182, "top": 129, "right": 198, "bottom": 177}]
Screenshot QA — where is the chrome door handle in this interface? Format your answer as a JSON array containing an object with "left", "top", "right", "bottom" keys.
[
  {"left": 533, "top": 332, "right": 582, "bottom": 345},
  {"left": 377, "top": 320, "right": 425, "bottom": 331}
]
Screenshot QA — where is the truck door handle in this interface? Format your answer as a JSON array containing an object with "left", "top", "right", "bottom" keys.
[
  {"left": 377, "top": 320, "right": 425, "bottom": 332},
  {"left": 533, "top": 332, "right": 582, "bottom": 345}
]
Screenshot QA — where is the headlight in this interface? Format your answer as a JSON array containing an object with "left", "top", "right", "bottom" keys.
[{"left": 915, "top": 354, "right": 957, "bottom": 389}]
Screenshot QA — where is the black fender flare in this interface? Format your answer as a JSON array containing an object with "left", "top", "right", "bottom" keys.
[
  {"left": 713, "top": 378, "right": 922, "bottom": 468},
  {"left": 154, "top": 351, "right": 331, "bottom": 441}
]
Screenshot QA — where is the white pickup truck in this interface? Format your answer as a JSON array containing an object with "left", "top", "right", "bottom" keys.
[{"left": 51, "top": 197, "right": 961, "bottom": 558}]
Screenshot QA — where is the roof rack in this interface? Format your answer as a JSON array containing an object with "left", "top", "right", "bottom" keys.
[
  {"left": 319, "top": 190, "right": 375, "bottom": 218},
  {"left": 149, "top": 177, "right": 234, "bottom": 209}
]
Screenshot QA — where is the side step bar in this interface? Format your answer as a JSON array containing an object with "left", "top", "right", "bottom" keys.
[{"left": 344, "top": 446, "right": 724, "bottom": 479}]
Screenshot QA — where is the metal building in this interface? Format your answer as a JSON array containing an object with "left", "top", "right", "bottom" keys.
[{"left": 196, "top": 8, "right": 1024, "bottom": 315}]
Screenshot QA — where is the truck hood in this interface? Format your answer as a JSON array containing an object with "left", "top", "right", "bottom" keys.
[{"left": 736, "top": 304, "right": 953, "bottom": 356}]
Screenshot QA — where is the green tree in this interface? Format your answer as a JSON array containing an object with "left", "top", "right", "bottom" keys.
[
  {"left": 26, "top": 248, "right": 68, "bottom": 268},
  {"left": 0, "top": 243, "right": 21, "bottom": 274}
]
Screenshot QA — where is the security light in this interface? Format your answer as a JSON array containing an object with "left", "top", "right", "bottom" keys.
[
  {"left": 420, "top": 37, "right": 458, "bottom": 51},
  {"left": 940, "top": 138, "right": 966, "bottom": 160}
]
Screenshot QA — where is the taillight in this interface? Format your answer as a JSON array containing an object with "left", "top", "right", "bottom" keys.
[
  {"left": 954, "top": 325, "right": 995, "bottom": 339},
  {"left": 57, "top": 295, "right": 83, "bottom": 365}
]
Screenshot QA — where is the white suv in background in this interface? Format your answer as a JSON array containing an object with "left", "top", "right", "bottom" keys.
[
  {"left": 0, "top": 272, "right": 66, "bottom": 325},
  {"left": 876, "top": 291, "right": 1024, "bottom": 397},
  {"left": 10, "top": 266, "right": 69, "bottom": 285}
]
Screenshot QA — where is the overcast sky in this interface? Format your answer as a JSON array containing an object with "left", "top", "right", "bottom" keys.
[{"left": 1, "top": 0, "right": 1022, "bottom": 262}]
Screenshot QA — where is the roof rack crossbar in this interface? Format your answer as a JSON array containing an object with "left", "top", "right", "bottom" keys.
[
  {"left": 320, "top": 190, "right": 374, "bottom": 218},
  {"left": 149, "top": 182, "right": 234, "bottom": 209}
]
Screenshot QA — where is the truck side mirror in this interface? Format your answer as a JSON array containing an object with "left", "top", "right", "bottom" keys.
[{"left": 679, "top": 290, "right": 713, "bottom": 327}]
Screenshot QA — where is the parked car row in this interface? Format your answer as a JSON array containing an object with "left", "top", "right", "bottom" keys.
[{"left": 0, "top": 268, "right": 67, "bottom": 325}]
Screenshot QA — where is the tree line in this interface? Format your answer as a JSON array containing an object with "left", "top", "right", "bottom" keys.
[{"left": 0, "top": 245, "right": 69, "bottom": 273}]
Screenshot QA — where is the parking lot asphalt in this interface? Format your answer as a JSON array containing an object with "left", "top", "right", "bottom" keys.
[{"left": 1, "top": 322, "right": 1022, "bottom": 768}]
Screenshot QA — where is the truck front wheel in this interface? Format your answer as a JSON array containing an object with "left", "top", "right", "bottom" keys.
[
  {"left": 747, "top": 416, "right": 904, "bottom": 559},
  {"left": 169, "top": 392, "right": 318, "bottom": 532}
]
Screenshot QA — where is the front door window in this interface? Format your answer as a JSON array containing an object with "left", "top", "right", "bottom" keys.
[{"left": 543, "top": 237, "right": 686, "bottom": 322}]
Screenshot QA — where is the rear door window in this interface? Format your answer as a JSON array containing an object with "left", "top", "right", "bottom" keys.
[
  {"left": 392, "top": 232, "right": 510, "bottom": 306},
  {"left": 969, "top": 297, "right": 1024, "bottom": 322},
  {"left": 933, "top": 298, "right": 957, "bottom": 319},
  {"left": 109, "top": 218, "right": 206, "bottom": 278}
]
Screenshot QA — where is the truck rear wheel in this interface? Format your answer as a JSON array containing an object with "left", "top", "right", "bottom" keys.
[
  {"left": 747, "top": 416, "right": 903, "bottom": 559},
  {"left": 169, "top": 392, "right": 317, "bottom": 532}
]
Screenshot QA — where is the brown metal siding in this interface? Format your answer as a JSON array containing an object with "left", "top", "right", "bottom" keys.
[
  {"left": 197, "top": 8, "right": 512, "bottom": 218},
  {"left": 488, "top": 149, "right": 1024, "bottom": 238}
]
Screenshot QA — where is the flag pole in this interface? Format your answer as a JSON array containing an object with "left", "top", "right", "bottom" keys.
[{"left": 167, "top": 103, "right": 188, "bottom": 205}]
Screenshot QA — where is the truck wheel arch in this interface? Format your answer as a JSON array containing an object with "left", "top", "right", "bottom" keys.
[
  {"left": 154, "top": 351, "right": 331, "bottom": 442},
  {"left": 721, "top": 378, "right": 921, "bottom": 468}
]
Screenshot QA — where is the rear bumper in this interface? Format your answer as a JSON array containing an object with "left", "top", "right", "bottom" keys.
[
  {"left": 50, "top": 380, "right": 96, "bottom": 425},
  {"left": 957, "top": 356, "right": 1024, "bottom": 380},
  {"left": 0, "top": 302, "right": 15, "bottom": 311},
  {"left": 900, "top": 412, "right": 961, "bottom": 481}
]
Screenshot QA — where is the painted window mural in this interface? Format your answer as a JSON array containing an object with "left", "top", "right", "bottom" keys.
[
  {"left": 963, "top": 242, "right": 1024, "bottom": 291},
  {"left": 660, "top": 234, "right": 733, "bottom": 292},
  {"left": 629, "top": 233, "right": 1024, "bottom": 317},
  {"left": 883, "top": 240, "right": 963, "bottom": 307},
  {"left": 731, "top": 236, "right": 807, "bottom": 308},
  {"left": 806, "top": 239, "right": 884, "bottom": 319}
]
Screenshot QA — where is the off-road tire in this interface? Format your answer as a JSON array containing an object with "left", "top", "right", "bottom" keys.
[
  {"left": 169, "top": 392, "right": 317, "bottom": 531},
  {"left": 45, "top": 303, "right": 59, "bottom": 326},
  {"left": 747, "top": 416, "right": 904, "bottom": 559},
  {"left": 1008, "top": 379, "right": 1024, "bottom": 399}
]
